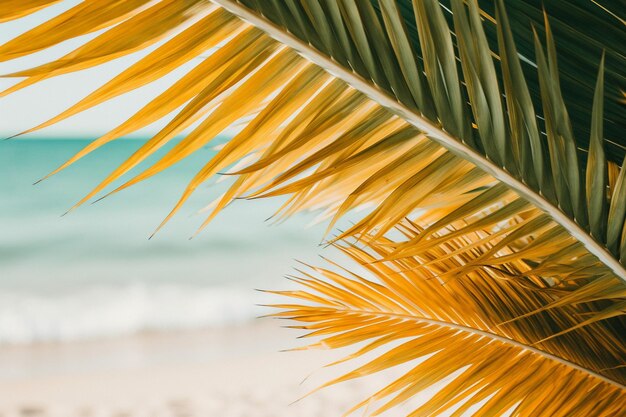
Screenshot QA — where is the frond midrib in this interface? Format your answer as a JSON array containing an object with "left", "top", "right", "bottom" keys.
[
  {"left": 211, "top": 0, "right": 626, "bottom": 282},
  {"left": 309, "top": 304, "right": 625, "bottom": 390}
]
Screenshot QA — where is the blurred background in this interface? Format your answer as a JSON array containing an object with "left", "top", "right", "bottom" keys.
[
  {"left": 0, "top": 3, "right": 368, "bottom": 416},
  {"left": 0, "top": 3, "right": 444, "bottom": 416},
  {"left": 0, "top": 1, "right": 327, "bottom": 347},
  {"left": 0, "top": 138, "right": 326, "bottom": 345}
]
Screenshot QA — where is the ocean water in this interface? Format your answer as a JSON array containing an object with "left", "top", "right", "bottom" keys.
[{"left": 0, "top": 138, "right": 326, "bottom": 344}]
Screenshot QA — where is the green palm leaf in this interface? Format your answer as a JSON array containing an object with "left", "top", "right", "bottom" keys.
[{"left": 374, "top": 0, "right": 626, "bottom": 164}]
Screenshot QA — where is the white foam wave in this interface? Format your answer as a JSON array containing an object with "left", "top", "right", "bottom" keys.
[{"left": 0, "top": 284, "right": 266, "bottom": 345}]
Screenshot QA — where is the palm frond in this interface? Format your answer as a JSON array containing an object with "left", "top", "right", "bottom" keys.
[
  {"left": 2, "top": 0, "right": 624, "bottom": 276},
  {"left": 375, "top": 0, "right": 626, "bottom": 164},
  {"left": 1, "top": 1, "right": 625, "bottom": 415},
  {"left": 271, "top": 238, "right": 626, "bottom": 416}
]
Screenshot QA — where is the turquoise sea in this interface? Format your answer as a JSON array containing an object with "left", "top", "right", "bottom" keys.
[{"left": 0, "top": 138, "right": 325, "bottom": 344}]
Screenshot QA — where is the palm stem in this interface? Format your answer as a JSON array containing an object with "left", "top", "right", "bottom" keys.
[{"left": 211, "top": 0, "right": 626, "bottom": 281}]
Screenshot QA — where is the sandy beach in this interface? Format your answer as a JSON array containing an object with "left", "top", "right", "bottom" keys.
[{"left": 0, "top": 319, "right": 425, "bottom": 417}]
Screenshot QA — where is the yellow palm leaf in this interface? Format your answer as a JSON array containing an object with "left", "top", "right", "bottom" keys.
[
  {"left": 271, "top": 239, "right": 625, "bottom": 416},
  {"left": 1, "top": 1, "right": 624, "bottom": 415}
]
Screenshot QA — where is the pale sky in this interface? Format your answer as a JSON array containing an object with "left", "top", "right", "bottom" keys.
[{"left": 0, "top": 1, "right": 203, "bottom": 139}]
